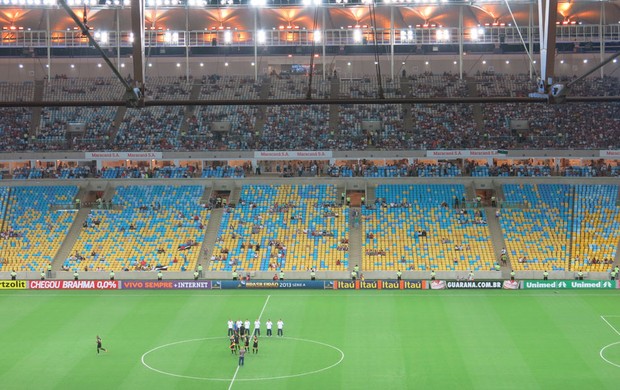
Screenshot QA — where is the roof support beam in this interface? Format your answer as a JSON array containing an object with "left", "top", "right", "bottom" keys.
[
  {"left": 537, "top": 0, "right": 558, "bottom": 92},
  {"left": 131, "top": 0, "right": 146, "bottom": 101}
]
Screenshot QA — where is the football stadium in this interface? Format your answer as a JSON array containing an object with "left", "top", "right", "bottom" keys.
[{"left": 0, "top": 0, "right": 619, "bottom": 388}]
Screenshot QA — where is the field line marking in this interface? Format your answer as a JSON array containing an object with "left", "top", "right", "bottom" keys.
[
  {"left": 140, "top": 336, "right": 344, "bottom": 381},
  {"left": 228, "top": 366, "right": 240, "bottom": 390},
  {"left": 231, "top": 294, "right": 270, "bottom": 389},
  {"left": 258, "top": 295, "right": 271, "bottom": 321},
  {"left": 600, "top": 342, "right": 620, "bottom": 368},
  {"left": 600, "top": 316, "right": 620, "bottom": 337}
]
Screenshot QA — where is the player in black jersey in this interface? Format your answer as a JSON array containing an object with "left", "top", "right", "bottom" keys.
[{"left": 96, "top": 335, "right": 107, "bottom": 354}]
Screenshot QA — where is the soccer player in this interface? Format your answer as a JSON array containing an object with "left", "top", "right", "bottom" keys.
[
  {"left": 239, "top": 347, "right": 246, "bottom": 366},
  {"left": 96, "top": 335, "right": 107, "bottom": 354},
  {"left": 234, "top": 331, "right": 240, "bottom": 351},
  {"left": 277, "top": 319, "right": 284, "bottom": 337},
  {"left": 253, "top": 318, "right": 261, "bottom": 336},
  {"left": 227, "top": 319, "right": 234, "bottom": 336},
  {"left": 240, "top": 321, "right": 246, "bottom": 336},
  {"left": 229, "top": 335, "right": 236, "bottom": 355},
  {"left": 252, "top": 335, "right": 259, "bottom": 354},
  {"left": 244, "top": 319, "right": 251, "bottom": 336},
  {"left": 266, "top": 319, "right": 273, "bottom": 337},
  {"left": 244, "top": 335, "right": 250, "bottom": 351}
]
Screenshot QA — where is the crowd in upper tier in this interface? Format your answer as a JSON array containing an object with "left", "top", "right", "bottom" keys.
[{"left": 0, "top": 73, "right": 618, "bottom": 152}]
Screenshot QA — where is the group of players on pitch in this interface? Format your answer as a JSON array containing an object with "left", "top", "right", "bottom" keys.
[{"left": 228, "top": 319, "right": 284, "bottom": 358}]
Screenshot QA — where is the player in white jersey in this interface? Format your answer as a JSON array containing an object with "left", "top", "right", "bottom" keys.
[
  {"left": 254, "top": 319, "right": 261, "bottom": 336},
  {"left": 227, "top": 319, "right": 234, "bottom": 336},
  {"left": 244, "top": 319, "right": 251, "bottom": 336},
  {"left": 266, "top": 319, "right": 273, "bottom": 337},
  {"left": 277, "top": 319, "right": 284, "bottom": 337}
]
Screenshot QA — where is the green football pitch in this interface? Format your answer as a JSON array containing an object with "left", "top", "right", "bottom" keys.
[{"left": 1, "top": 289, "right": 620, "bottom": 390}]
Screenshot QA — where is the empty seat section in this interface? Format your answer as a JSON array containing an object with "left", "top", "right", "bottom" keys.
[
  {"left": 362, "top": 184, "right": 493, "bottom": 271},
  {"left": 0, "top": 186, "right": 78, "bottom": 272},
  {"left": 210, "top": 184, "right": 349, "bottom": 273},
  {"left": 571, "top": 184, "right": 620, "bottom": 272},
  {"left": 65, "top": 185, "right": 209, "bottom": 273},
  {"left": 500, "top": 184, "right": 572, "bottom": 271}
]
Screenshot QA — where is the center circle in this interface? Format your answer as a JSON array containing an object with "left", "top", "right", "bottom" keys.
[
  {"left": 141, "top": 336, "right": 345, "bottom": 381},
  {"left": 600, "top": 341, "right": 620, "bottom": 368}
]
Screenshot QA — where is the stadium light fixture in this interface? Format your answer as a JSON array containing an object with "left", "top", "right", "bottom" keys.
[
  {"left": 470, "top": 28, "right": 484, "bottom": 41},
  {"left": 436, "top": 29, "right": 449, "bottom": 42},
  {"left": 224, "top": 30, "right": 232, "bottom": 44},
  {"left": 128, "top": 33, "right": 134, "bottom": 43},
  {"left": 199, "top": 62, "right": 204, "bottom": 67},
  {"left": 482, "top": 60, "right": 486, "bottom": 64},
  {"left": 224, "top": 62, "right": 229, "bottom": 67},
  {"left": 353, "top": 29, "right": 362, "bottom": 43},
  {"left": 453, "top": 61, "right": 457, "bottom": 65},
  {"left": 71, "top": 64, "right": 75, "bottom": 68},
  {"left": 251, "top": 62, "right": 255, "bottom": 66},
  {"left": 95, "top": 31, "right": 108, "bottom": 45},
  {"left": 425, "top": 61, "right": 429, "bottom": 65},
  {"left": 257, "top": 30, "right": 266, "bottom": 44},
  {"left": 505, "top": 60, "right": 510, "bottom": 64},
  {"left": 614, "top": 59, "right": 618, "bottom": 63},
  {"left": 560, "top": 60, "right": 564, "bottom": 64},
  {"left": 583, "top": 59, "right": 588, "bottom": 64},
  {"left": 18, "top": 64, "right": 23, "bottom": 69},
  {"left": 148, "top": 63, "right": 152, "bottom": 67},
  {"left": 401, "top": 29, "right": 413, "bottom": 43},
  {"left": 164, "top": 31, "right": 179, "bottom": 44},
  {"left": 313, "top": 30, "right": 321, "bottom": 43},
  {"left": 176, "top": 63, "right": 181, "bottom": 67},
  {"left": 250, "top": 0, "right": 266, "bottom": 6}
]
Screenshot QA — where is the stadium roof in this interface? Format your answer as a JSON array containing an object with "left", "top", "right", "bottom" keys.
[{"left": 0, "top": 1, "right": 618, "bottom": 31}]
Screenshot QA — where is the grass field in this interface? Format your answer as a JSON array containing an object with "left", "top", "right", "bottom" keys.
[{"left": 1, "top": 289, "right": 620, "bottom": 389}]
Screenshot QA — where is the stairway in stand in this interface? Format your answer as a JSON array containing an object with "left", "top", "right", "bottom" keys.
[{"left": 348, "top": 207, "right": 362, "bottom": 272}]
